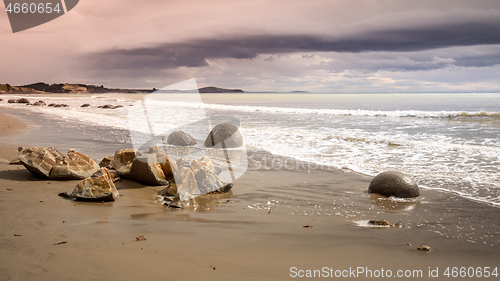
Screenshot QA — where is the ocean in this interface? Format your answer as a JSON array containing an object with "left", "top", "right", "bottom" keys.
[{"left": 1, "top": 92, "right": 499, "bottom": 207}]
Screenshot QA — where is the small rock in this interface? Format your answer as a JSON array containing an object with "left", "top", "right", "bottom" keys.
[
  {"left": 81, "top": 104, "right": 91, "bottom": 108},
  {"left": 8, "top": 99, "right": 16, "bottom": 103},
  {"left": 112, "top": 105, "right": 123, "bottom": 109},
  {"left": 48, "top": 103, "right": 56, "bottom": 107},
  {"left": 368, "top": 171, "right": 420, "bottom": 198},
  {"left": 417, "top": 245, "right": 432, "bottom": 252},
  {"left": 167, "top": 131, "right": 197, "bottom": 146},
  {"left": 368, "top": 220, "right": 391, "bottom": 226},
  {"left": 8, "top": 159, "right": 22, "bottom": 165},
  {"left": 99, "top": 156, "right": 115, "bottom": 170},
  {"left": 204, "top": 123, "right": 244, "bottom": 148}
]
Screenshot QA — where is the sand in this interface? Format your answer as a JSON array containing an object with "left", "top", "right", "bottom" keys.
[{"left": 0, "top": 110, "right": 499, "bottom": 281}]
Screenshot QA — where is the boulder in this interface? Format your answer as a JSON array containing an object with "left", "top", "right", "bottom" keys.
[
  {"left": 167, "top": 131, "right": 197, "bottom": 146},
  {"left": 368, "top": 171, "right": 420, "bottom": 198},
  {"left": 16, "top": 98, "right": 30, "bottom": 104},
  {"left": 81, "top": 104, "right": 91, "bottom": 108},
  {"left": 126, "top": 153, "right": 167, "bottom": 186},
  {"left": 175, "top": 167, "right": 199, "bottom": 201},
  {"left": 112, "top": 105, "right": 123, "bottom": 109},
  {"left": 63, "top": 168, "right": 119, "bottom": 202},
  {"left": 99, "top": 156, "right": 115, "bottom": 170},
  {"left": 204, "top": 123, "right": 243, "bottom": 148},
  {"left": 193, "top": 166, "right": 233, "bottom": 194},
  {"left": 32, "top": 100, "right": 46, "bottom": 106},
  {"left": 0, "top": 98, "right": 3, "bottom": 101},
  {"left": 176, "top": 157, "right": 191, "bottom": 169},
  {"left": 145, "top": 146, "right": 177, "bottom": 180},
  {"left": 49, "top": 150, "right": 100, "bottom": 180},
  {"left": 53, "top": 104, "right": 63, "bottom": 108},
  {"left": 114, "top": 148, "right": 140, "bottom": 177},
  {"left": 191, "top": 156, "right": 215, "bottom": 173},
  {"left": 48, "top": 103, "right": 55, "bottom": 107},
  {"left": 98, "top": 104, "right": 113, "bottom": 109},
  {"left": 18, "top": 147, "right": 65, "bottom": 178},
  {"left": 8, "top": 99, "right": 16, "bottom": 103}
]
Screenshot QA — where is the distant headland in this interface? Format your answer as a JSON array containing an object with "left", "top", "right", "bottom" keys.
[{"left": 0, "top": 82, "right": 244, "bottom": 94}]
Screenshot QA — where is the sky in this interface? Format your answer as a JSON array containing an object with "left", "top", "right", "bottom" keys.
[{"left": 1, "top": 0, "right": 500, "bottom": 92}]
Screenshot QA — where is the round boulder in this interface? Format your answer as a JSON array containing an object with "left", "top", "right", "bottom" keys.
[
  {"left": 167, "top": 131, "right": 197, "bottom": 146},
  {"left": 204, "top": 123, "right": 243, "bottom": 148},
  {"left": 32, "top": 100, "right": 46, "bottom": 106},
  {"left": 368, "top": 171, "right": 419, "bottom": 198},
  {"left": 16, "top": 98, "right": 30, "bottom": 104}
]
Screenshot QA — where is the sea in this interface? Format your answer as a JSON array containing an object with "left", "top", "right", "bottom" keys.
[{"left": 1, "top": 92, "right": 500, "bottom": 208}]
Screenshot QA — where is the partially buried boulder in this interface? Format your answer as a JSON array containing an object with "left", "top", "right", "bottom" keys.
[
  {"left": 32, "top": 100, "right": 46, "bottom": 106},
  {"left": 204, "top": 123, "right": 243, "bottom": 148},
  {"left": 167, "top": 131, "right": 197, "bottom": 146},
  {"left": 368, "top": 171, "right": 420, "bottom": 198},
  {"left": 18, "top": 147, "right": 66, "bottom": 178},
  {"left": 8, "top": 99, "right": 16, "bottom": 103},
  {"left": 16, "top": 98, "right": 30, "bottom": 104},
  {"left": 62, "top": 168, "right": 119, "bottom": 202},
  {"left": 49, "top": 149, "right": 100, "bottom": 180}
]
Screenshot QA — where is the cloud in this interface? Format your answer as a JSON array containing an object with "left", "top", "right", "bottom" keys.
[{"left": 84, "top": 16, "right": 500, "bottom": 72}]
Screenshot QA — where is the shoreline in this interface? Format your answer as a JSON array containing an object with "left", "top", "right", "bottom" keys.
[{"left": 0, "top": 105, "right": 499, "bottom": 280}]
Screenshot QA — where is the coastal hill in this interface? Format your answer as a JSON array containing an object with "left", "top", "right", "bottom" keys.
[
  {"left": 0, "top": 82, "right": 244, "bottom": 94},
  {"left": 198, "top": 86, "right": 244, "bottom": 93}
]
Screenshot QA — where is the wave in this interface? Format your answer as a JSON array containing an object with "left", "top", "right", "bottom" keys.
[{"left": 165, "top": 101, "right": 500, "bottom": 119}]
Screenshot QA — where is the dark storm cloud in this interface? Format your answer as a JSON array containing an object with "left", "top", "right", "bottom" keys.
[{"left": 85, "top": 18, "right": 500, "bottom": 70}]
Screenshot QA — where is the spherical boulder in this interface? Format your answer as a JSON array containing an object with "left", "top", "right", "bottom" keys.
[
  {"left": 16, "top": 98, "right": 30, "bottom": 104},
  {"left": 167, "top": 131, "right": 197, "bottom": 146},
  {"left": 368, "top": 171, "right": 419, "bottom": 198},
  {"left": 204, "top": 123, "right": 243, "bottom": 148}
]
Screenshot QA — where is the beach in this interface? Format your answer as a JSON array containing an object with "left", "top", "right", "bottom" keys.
[{"left": 1, "top": 100, "right": 500, "bottom": 280}]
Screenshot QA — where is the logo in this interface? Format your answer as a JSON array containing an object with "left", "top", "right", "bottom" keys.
[
  {"left": 127, "top": 79, "right": 248, "bottom": 200},
  {"left": 4, "top": 0, "right": 79, "bottom": 33}
]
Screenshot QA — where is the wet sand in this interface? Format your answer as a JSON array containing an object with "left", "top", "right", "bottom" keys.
[{"left": 0, "top": 110, "right": 499, "bottom": 280}]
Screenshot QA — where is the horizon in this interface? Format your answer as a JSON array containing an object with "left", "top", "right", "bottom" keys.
[{"left": 1, "top": 0, "right": 500, "bottom": 92}]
